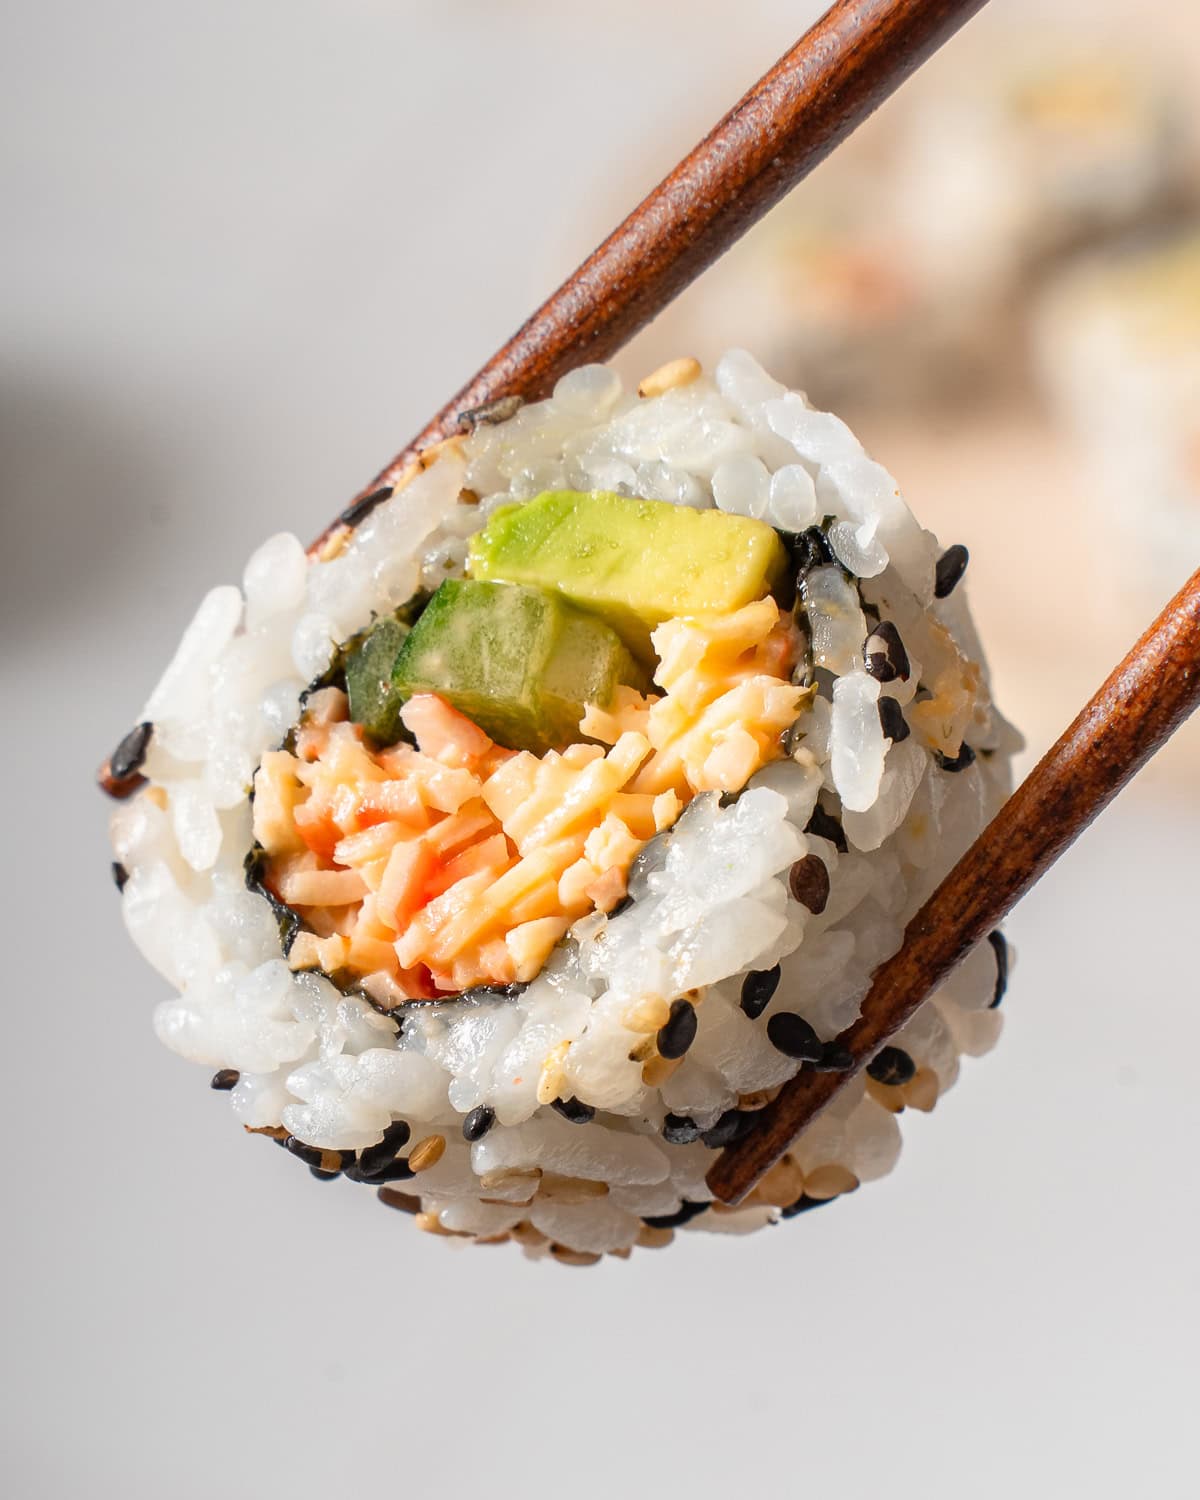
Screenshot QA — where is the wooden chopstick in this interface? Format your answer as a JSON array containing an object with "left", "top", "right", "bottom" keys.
[
  {"left": 708, "top": 566, "right": 1200, "bottom": 1206},
  {"left": 308, "top": 0, "right": 990, "bottom": 555}
]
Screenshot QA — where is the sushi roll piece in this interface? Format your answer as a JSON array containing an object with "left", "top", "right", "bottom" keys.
[
  {"left": 106, "top": 350, "right": 1020, "bottom": 1260},
  {"left": 1035, "top": 224, "right": 1200, "bottom": 608}
]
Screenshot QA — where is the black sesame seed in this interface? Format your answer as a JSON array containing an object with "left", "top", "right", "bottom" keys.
[
  {"left": 309, "top": 1166, "right": 341, "bottom": 1181},
  {"left": 781, "top": 1193, "right": 834, "bottom": 1219},
  {"left": 877, "top": 695, "right": 910, "bottom": 743},
  {"left": 934, "top": 743, "right": 977, "bottom": 773},
  {"left": 805, "top": 803, "right": 848, "bottom": 854},
  {"left": 209, "top": 1069, "right": 240, "bottom": 1091},
  {"left": 934, "top": 544, "right": 969, "bottom": 599},
  {"left": 656, "top": 998, "right": 698, "bottom": 1060},
  {"left": 373, "top": 1158, "right": 417, "bottom": 1183},
  {"left": 338, "top": 485, "right": 393, "bottom": 529},
  {"left": 863, "top": 621, "right": 910, "bottom": 683},
  {"left": 700, "top": 1108, "right": 757, "bottom": 1150},
  {"left": 815, "top": 1043, "right": 855, "bottom": 1073},
  {"left": 357, "top": 1119, "right": 412, "bottom": 1176},
  {"left": 766, "top": 1011, "right": 823, "bottom": 1062},
  {"left": 987, "top": 930, "right": 1009, "bottom": 1009},
  {"left": 462, "top": 1105, "right": 496, "bottom": 1142},
  {"left": 788, "top": 854, "right": 830, "bottom": 915},
  {"left": 109, "top": 721, "right": 153, "bottom": 782},
  {"left": 740, "top": 966, "right": 781, "bottom": 1020},
  {"left": 662, "top": 1113, "right": 703, "bottom": 1145},
  {"left": 111, "top": 861, "right": 130, "bottom": 892},
  {"left": 866, "top": 1045, "right": 916, "bottom": 1086},
  {"left": 552, "top": 1096, "right": 595, "bottom": 1125},
  {"left": 283, "top": 1136, "right": 327, "bottom": 1168},
  {"left": 642, "top": 1200, "right": 709, "bottom": 1230}
]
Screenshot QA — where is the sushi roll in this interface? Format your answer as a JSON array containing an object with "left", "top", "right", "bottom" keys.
[{"left": 106, "top": 350, "right": 1019, "bottom": 1261}]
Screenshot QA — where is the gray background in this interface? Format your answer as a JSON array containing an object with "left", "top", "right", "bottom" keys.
[{"left": 3, "top": 3, "right": 1197, "bottom": 1497}]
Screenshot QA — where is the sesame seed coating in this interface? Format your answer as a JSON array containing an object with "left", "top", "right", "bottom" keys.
[
  {"left": 788, "top": 854, "right": 830, "bottom": 914},
  {"left": 209, "top": 1069, "right": 240, "bottom": 1091},
  {"left": 656, "top": 998, "right": 698, "bottom": 1059},
  {"left": 739, "top": 965, "right": 782, "bottom": 1019},
  {"left": 866, "top": 1045, "right": 916, "bottom": 1086},
  {"left": 462, "top": 1105, "right": 496, "bottom": 1141},
  {"left": 766, "top": 1011, "right": 823, "bottom": 1062},
  {"left": 934, "top": 544, "right": 969, "bottom": 599}
]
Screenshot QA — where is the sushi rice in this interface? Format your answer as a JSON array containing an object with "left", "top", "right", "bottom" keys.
[{"left": 109, "top": 350, "right": 1019, "bottom": 1261}]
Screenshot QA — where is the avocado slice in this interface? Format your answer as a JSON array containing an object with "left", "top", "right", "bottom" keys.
[
  {"left": 390, "top": 579, "right": 647, "bottom": 754},
  {"left": 467, "top": 489, "right": 789, "bottom": 663}
]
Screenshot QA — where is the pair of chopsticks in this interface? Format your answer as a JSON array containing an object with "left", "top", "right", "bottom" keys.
[{"left": 99, "top": 0, "right": 1200, "bottom": 1207}]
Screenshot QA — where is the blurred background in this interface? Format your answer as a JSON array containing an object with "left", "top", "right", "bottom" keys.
[{"left": 3, "top": 1, "right": 1197, "bottom": 1496}]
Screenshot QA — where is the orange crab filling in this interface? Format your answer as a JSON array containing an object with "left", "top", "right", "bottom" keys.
[{"left": 252, "top": 598, "right": 803, "bottom": 1003}]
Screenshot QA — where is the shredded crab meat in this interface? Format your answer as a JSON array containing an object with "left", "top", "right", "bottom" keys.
[{"left": 254, "top": 599, "right": 804, "bottom": 999}]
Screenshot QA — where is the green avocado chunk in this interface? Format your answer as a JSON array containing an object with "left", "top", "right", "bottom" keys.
[
  {"left": 345, "top": 615, "right": 412, "bottom": 744},
  {"left": 390, "top": 579, "right": 647, "bottom": 755},
  {"left": 467, "top": 489, "right": 789, "bottom": 663}
]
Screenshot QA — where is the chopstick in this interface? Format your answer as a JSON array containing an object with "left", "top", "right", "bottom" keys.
[
  {"left": 308, "top": 0, "right": 991, "bottom": 555},
  {"left": 708, "top": 566, "right": 1200, "bottom": 1205}
]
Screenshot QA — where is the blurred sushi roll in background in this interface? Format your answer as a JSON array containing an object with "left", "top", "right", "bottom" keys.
[
  {"left": 107, "top": 352, "right": 1019, "bottom": 1261},
  {"left": 1034, "top": 224, "right": 1200, "bottom": 610}
]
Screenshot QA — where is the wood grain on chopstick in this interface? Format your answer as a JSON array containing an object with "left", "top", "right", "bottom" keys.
[
  {"left": 309, "top": 0, "right": 989, "bottom": 554},
  {"left": 708, "top": 567, "right": 1200, "bottom": 1205}
]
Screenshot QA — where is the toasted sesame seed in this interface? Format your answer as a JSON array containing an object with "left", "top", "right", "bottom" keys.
[
  {"left": 815, "top": 1042, "right": 855, "bottom": 1072},
  {"left": 377, "top": 1187, "right": 421, "bottom": 1214},
  {"left": 538, "top": 1174, "right": 609, "bottom": 1203},
  {"left": 408, "top": 1135, "right": 446, "bottom": 1173},
  {"left": 551, "top": 1097, "right": 595, "bottom": 1125},
  {"left": 863, "top": 621, "right": 910, "bottom": 683},
  {"left": 625, "top": 994, "right": 671, "bottom": 1033},
  {"left": 462, "top": 1105, "right": 496, "bottom": 1142},
  {"left": 751, "top": 1158, "right": 807, "bottom": 1209},
  {"left": 934, "top": 743, "right": 977, "bottom": 772},
  {"left": 788, "top": 854, "right": 830, "bottom": 914},
  {"left": 536, "top": 1040, "right": 571, "bottom": 1105},
  {"left": 642, "top": 1200, "right": 709, "bottom": 1230},
  {"left": 766, "top": 1011, "right": 823, "bottom": 1061},
  {"left": 987, "top": 930, "right": 1008, "bottom": 1008},
  {"left": 548, "top": 1244, "right": 604, "bottom": 1267},
  {"left": 338, "top": 485, "right": 393, "bottom": 529},
  {"left": 865, "top": 1076, "right": 906, "bottom": 1112},
  {"left": 803, "top": 1164, "right": 859, "bottom": 1200},
  {"left": 902, "top": 1068, "right": 939, "bottom": 1112},
  {"left": 357, "top": 1119, "right": 412, "bottom": 1176},
  {"left": 662, "top": 1113, "right": 703, "bottom": 1145},
  {"left": 636, "top": 1225, "right": 676, "bottom": 1249},
  {"left": 642, "top": 1054, "right": 683, "bottom": 1089},
  {"left": 656, "top": 998, "right": 698, "bottom": 1059},
  {"left": 638, "top": 356, "right": 701, "bottom": 398},
  {"left": 877, "top": 695, "right": 910, "bottom": 743},
  {"left": 111, "top": 861, "right": 130, "bottom": 892},
  {"left": 209, "top": 1069, "right": 240, "bottom": 1091},
  {"left": 934, "top": 543, "right": 969, "bottom": 599},
  {"left": 805, "top": 803, "right": 848, "bottom": 853},
  {"left": 867, "top": 1045, "right": 916, "bottom": 1086},
  {"left": 109, "top": 721, "right": 153, "bottom": 782},
  {"left": 415, "top": 1211, "right": 451, "bottom": 1236},
  {"left": 739, "top": 965, "right": 781, "bottom": 1019}
]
